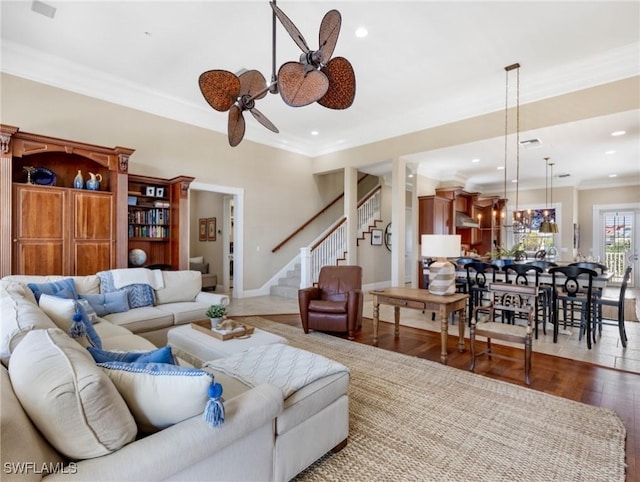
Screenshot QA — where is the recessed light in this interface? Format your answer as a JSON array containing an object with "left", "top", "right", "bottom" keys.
[
  {"left": 605, "top": 150, "right": 616, "bottom": 155},
  {"left": 511, "top": 179, "right": 518, "bottom": 183},
  {"left": 497, "top": 166, "right": 505, "bottom": 170},
  {"left": 311, "top": 131, "right": 319, "bottom": 136},
  {"left": 608, "top": 174, "right": 618, "bottom": 178},
  {"left": 611, "top": 130, "right": 626, "bottom": 136},
  {"left": 471, "top": 158, "right": 480, "bottom": 163},
  {"left": 355, "top": 27, "right": 368, "bottom": 38}
]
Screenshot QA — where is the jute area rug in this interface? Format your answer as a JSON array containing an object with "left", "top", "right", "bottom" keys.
[{"left": 240, "top": 317, "right": 626, "bottom": 482}]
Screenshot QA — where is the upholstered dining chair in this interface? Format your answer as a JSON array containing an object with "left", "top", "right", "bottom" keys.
[
  {"left": 469, "top": 282, "right": 538, "bottom": 385},
  {"left": 298, "top": 265, "right": 363, "bottom": 340}
]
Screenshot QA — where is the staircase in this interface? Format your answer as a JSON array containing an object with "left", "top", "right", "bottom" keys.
[
  {"left": 270, "top": 185, "right": 382, "bottom": 299},
  {"left": 269, "top": 263, "right": 301, "bottom": 299}
]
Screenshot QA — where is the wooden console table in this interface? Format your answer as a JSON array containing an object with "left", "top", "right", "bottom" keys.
[{"left": 370, "top": 287, "right": 469, "bottom": 364}]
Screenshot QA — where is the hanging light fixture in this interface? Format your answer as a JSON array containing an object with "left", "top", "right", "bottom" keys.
[
  {"left": 502, "top": 62, "right": 523, "bottom": 233},
  {"left": 539, "top": 159, "right": 560, "bottom": 234},
  {"left": 198, "top": 1, "right": 356, "bottom": 147}
]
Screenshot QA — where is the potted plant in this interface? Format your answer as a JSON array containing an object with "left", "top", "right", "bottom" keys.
[{"left": 206, "top": 304, "right": 226, "bottom": 329}]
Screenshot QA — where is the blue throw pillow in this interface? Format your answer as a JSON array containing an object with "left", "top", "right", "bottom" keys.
[
  {"left": 88, "top": 346, "right": 176, "bottom": 365},
  {"left": 80, "top": 292, "right": 130, "bottom": 316},
  {"left": 28, "top": 278, "right": 78, "bottom": 302},
  {"left": 121, "top": 284, "right": 155, "bottom": 309}
]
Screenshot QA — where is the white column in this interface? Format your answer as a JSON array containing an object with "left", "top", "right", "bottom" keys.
[
  {"left": 300, "top": 247, "right": 311, "bottom": 288},
  {"left": 391, "top": 157, "right": 406, "bottom": 286},
  {"left": 408, "top": 164, "right": 419, "bottom": 287},
  {"left": 344, "top": 167, "right": 358, "bottom": 265}
]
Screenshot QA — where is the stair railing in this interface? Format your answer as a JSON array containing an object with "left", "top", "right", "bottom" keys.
[{"left": 357, "top": 186, "right": 382, "bottom": 240}]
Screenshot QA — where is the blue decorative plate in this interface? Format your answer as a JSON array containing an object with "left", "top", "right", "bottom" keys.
[{"left": 32, "top": 167, "right": 56, "bottom": 186}]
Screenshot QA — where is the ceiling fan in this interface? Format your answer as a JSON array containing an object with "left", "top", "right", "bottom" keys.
[{"left": 198, "top": 1, "right": 356, "bottom": 147}]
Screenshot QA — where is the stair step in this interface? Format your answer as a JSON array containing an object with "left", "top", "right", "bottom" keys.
[
  {"left": 279, "top": 276, "right": 300, "bottom": 288},
  {"left": 270, "top": 285, "right": 298, "bottom": 299}
]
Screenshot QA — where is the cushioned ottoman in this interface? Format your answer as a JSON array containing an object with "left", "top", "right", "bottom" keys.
[
  {"left": 205, "top": 343, "right": 350, "bottom": 482},
  {"left": 167, "top": 323, "right": 288, "bottom": 366}
]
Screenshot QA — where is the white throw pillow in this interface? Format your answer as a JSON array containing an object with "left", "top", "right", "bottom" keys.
[
  {"left": 8, "top": 329, "right": 137, "bottom": 459},
  {"left": 38, "top": 294, "right": 102, "bottom": 348},
  {"left": 189, "top": 256, "right": 204, "bottom": 264},
  {"left": 98, "top": 361, "right": 212, "bottom": 433}
]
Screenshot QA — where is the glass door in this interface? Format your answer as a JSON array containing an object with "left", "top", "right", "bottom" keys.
[{"left": 600, "top": 210, "right": 638, "bottom": 287}]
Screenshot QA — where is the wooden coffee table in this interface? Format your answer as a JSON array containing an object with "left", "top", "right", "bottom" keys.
[{"left": 370, "top": 287, "right": 468, "bottom": 364}]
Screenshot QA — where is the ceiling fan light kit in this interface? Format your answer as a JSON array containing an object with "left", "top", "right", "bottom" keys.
[{"left": 199, "top": 1, "right": 356, "bottom": 147}]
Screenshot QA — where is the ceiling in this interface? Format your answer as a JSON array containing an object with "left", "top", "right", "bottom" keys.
[{"left": 1, "top": 1, "right": 639, "bottom": 192}]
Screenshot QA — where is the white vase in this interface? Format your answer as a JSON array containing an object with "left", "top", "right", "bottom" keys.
[{"left": 210, "top": 317, "right": 222, "bottom": 329}]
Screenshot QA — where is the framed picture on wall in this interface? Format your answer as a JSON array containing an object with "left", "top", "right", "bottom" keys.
[
  {"left": 207, "top": 217, "right": 217, "bottom": 241},
  {"left": 199, "top": 218, "right": 207, "bottom": 242},
  {"left": 371, "top": 228, "right": 383, "bottom": 246}
]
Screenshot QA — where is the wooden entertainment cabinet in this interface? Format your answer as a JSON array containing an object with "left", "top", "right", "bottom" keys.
[{"left": 0, "top": 124, "right": 193, "bottom": 277}]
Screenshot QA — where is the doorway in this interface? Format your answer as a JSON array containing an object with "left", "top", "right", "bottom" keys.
[{"left": 594, "top": 205, "right": 640, "bottom": 287}]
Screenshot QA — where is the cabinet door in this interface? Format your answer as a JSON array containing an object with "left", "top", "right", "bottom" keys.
[
  {"left": 434, "top": 198, "right": 451, "bottom": 234},
  {"left": 72, "top": 191, "right": 114, "bottom": 274},
  {"left": 12, "top": 185, "right": 67, "bottom": 275}
]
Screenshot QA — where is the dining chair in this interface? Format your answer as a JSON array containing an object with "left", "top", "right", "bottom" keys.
[
  {"left": 527, "top": 260, "right": 558, "bottom": 272},
  {"left": 502, "top": 263, "right": 547, "bottom": 339},
  {"left": 454, "top": 257, "right": 477, "bottom": 294},
  {"left": 464, "top": 261, "right": 501, "bottom": 325},
  {"left": 593, "top": 265, "right": 632, "bottom": 347},
  {"left": 469, "top": 282, "right": 538, "bottom": 385},
  {"left": 534, "top": 249, "right": 546, "bottom": 260},
  {"left": 549, "top": 266, "right": 598, "bottom": 349}
]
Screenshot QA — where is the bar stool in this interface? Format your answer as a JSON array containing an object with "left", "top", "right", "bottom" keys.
[
  {"left": 464, "top": 261, "right": 500, "bottom": 326},
  {"left": 593, "top": 266, "right": 632, "bottom": 347},
  {"left": 549, "top": 266, "right": 598, "bottom": 349},
  {"left": 503, "top": 263, "right": 547, "bottom": 339}
]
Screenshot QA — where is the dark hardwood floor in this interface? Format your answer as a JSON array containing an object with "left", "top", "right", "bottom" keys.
[{"left": 257, "top": 314, "right": 639, "bottom": 482}]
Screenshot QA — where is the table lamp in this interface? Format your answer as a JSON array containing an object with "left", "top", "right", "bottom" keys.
[{"left": 421, "top": 234, "right": 461, "bottom": 296}]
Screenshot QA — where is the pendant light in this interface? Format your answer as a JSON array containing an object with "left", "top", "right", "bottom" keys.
[
  {"left": 502, "top": 62, "right": 522, "bottom": 232},
  {"left": 540, "top": 157, "right": 559, "bottom": 233}
]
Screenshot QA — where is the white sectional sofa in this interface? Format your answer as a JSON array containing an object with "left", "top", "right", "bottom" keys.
[{"left": 1, "top": 269, "right": 350, "bottom": 482}]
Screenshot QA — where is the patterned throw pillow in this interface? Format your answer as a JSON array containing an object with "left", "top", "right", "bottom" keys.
[
  {"left": 77, "top": 299, "right": 99, "bottom": 324},
  {"left": 27, "top": 278, "right": 78, "bottom": 302},
  {"left": 88, "top": 346, "right": 176, "bottom": 365},
  {"left": 38, "top": 294, "right": 102, "bottom": 349},
  {"left": 121, "top": 284, "right": 155, "bottom": 309}
]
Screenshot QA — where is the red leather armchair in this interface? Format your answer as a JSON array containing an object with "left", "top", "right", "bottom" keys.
[{"left": 298, "top": 265, "right": 363, "bottom": 340}]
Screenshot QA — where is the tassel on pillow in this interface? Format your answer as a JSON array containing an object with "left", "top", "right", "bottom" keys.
[
  {"left": 69, "top": 310, "right": 87, "bottom": 339},
  {"left": 203, "top": 382, "right": 225, "bottom": 427}
]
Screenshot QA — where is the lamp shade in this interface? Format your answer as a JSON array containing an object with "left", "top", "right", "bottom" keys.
[{"left": 421, "top": 235, "right": 461, "bottom": 259}]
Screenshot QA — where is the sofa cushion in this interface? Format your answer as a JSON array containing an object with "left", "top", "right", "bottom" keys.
[
  {"left": 88, "top": 346, "right": 176, "bottom": 365},
  {"left": 97, "top": 361, "right": 213, "bottom": 433},
  {"left": 1, "top": 366, "right": 64, "bottom": 481},
  {"left": 38, "top": 294, "right": 102, "bottom": 349},
  {"left": 27, "top": 278, "right": 78, "bottom": 302},
  {"left": 8, "top": 329, "right": 137, "bottom": 460},
  {"left": 155, "top": 301, "right": 212, "bottom": 325},
  {"left": 1, "top": 283, "right": 57, "bottom": 366},
  {"left": 80, "top": 291, "right": 130, "bottom": 316},
  {"left": 189, "top": 256, "right": 204, "bottom": 264},
  {"left": 155, "top": 270, "right": 202, "bottom": 304},
  {"left": 103, "top": 306, "right": 174, "bottom": 334}
]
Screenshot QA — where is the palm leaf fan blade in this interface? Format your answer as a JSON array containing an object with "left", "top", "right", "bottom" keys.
[
  {"left": 278, "top": 62, "right": 329, "bottom": 107},
  {"left": 270, "top": 2, "right": 310, "bottom": 53},
  {"left": 318, "top": 57, "right": 356, "bottom": 109},
  {"left": 318, "top": 10, "right": 341, "bottom": 65},
  {"left": 199, "top": 70, "right": 240, "bottom": 112},
  {"left": 250, "top": 108, "right": 279, "bottom": 133},
  {"left": 239, "top": 70, "right": 268, "bottom": 100},
  {"left": 228, "top": 105, "right": 246, "bottom": 147}
]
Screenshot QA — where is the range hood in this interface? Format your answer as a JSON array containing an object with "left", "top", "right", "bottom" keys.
[{"left": 455, "top": 212, "right": 480, "bottom": 229}]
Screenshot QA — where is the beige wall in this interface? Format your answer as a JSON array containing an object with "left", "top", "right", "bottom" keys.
[{"left": 189, "top": 190, "right": 225, "bottom": 282}]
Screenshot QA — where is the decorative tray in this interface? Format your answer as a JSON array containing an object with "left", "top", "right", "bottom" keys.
[{"left": 191, "top": 319, "right": 254, "bottom": 341}]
